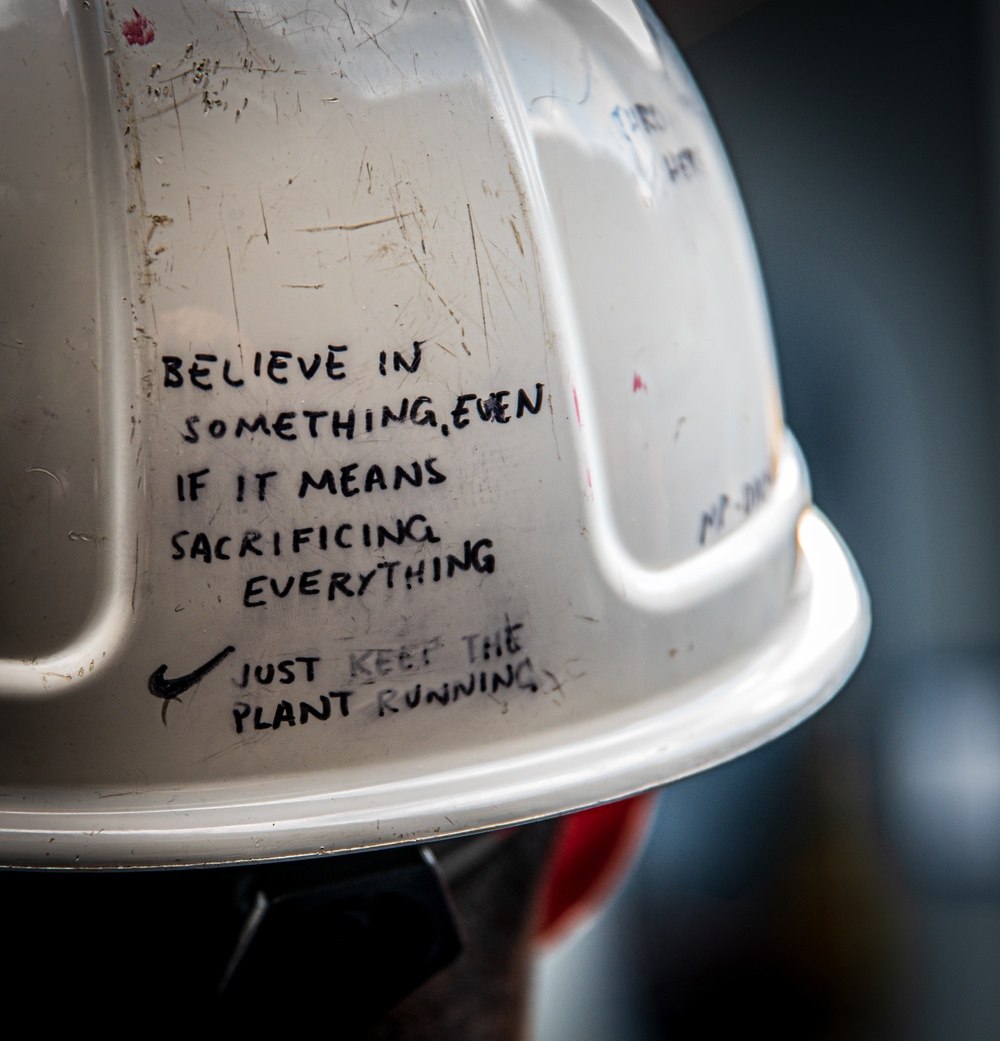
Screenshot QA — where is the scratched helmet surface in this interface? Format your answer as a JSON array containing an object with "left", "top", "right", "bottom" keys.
[{"left": 0, "top": 0, "right": 868, "bottom": 866}]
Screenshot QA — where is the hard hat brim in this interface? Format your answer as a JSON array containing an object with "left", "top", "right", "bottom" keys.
[{"left": 0, "top": 504, "right": 868, "bottom": 868}]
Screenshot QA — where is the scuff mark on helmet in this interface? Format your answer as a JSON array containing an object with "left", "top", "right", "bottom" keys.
[{"left": 122, "top": 9, "right": 155, "bottom": 47}]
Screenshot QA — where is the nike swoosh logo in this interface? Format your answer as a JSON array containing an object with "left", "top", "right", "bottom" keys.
[{"left": 148, "top": 645, "right": 236, "bottom": 700}]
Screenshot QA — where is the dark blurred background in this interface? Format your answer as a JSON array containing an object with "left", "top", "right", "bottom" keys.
[{"left": 536, "top": 1, "right": 1000, "bottom": 1037}]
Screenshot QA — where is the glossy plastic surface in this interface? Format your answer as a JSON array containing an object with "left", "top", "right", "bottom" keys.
[{"left": 0, "top": 0, "right": 868, "bottom": 866}]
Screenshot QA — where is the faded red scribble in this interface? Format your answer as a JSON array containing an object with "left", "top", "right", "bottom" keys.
[
  {"left": 573, "top": 387, "right": 581, "bottom": 426},
  {"left": 586, "top": 469, "right": 592, "bottom": 488},
  {"left": 122, "top": 8, "right": 155, "bottom": 46},
  {"left": 633, "top": 372, "right": 648, "bottom": 393}
]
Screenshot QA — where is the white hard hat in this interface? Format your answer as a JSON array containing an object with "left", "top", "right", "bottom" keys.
[{"left": 0, "top": 0, "right": 868, "bottom": 866}]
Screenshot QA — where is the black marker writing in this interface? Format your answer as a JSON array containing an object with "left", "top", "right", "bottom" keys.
[
  {"left": 148, "top": 644, "right": 236, "bottom": 723},
  {"left": 232, "top": 691, "right": 353, "bottom": 733},
  {"left": 242, "top": 539, "right": 495, "bottom": 607},
  {"left": 163, "top": 345, "right": 347, "bottom": 390}
]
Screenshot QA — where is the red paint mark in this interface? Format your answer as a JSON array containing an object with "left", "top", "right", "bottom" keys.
[
  {"left": 572, "top": 387, "right": 581, "bottom": 426},
  {"left": 633, "top": 372, "right": 648, "bottom": 393},
  {"left": 586, "top": 469, "right": 592, "bottom": 488},
  {"left": 122, "top": 9, "right": 155, "bottom": 46}
]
